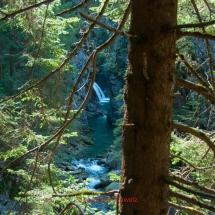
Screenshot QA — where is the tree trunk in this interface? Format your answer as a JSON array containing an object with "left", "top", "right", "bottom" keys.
[
  {"left": 119, "top": 1, "right": 177, "bottom": 214},
  {"left": 0, "top": 40, "right": 2, "bottom": 81},
  {"left": 9, "top": 32, "right": 14, "bottom": 96}
]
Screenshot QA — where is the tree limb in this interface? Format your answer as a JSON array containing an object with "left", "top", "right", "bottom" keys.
[
  {"left": 168, "top": 201, "right": 205, "bottom": 215},
  {"left": 180, "top": 31, "right": 215, "bottom": 41},
  {"left": 173, "top": 123, "right": 215, "bottom": 153},
  {"left": 80, "top": 12, "right": 132, "bottom": 38},
  {"left": 29, "top": 3, "right": 49, "bottom": 79},
  {"left": 170, "top": 20, "right": 215, "bottom": 30},
  {"left": 168, "top": 174, "right": 215, "bottom": 196},
  {"left": 170, "top": 153, "right": 215, "bottom": 171},
  {"left": 56, "top": 0, "right": 89, "bottom": 16},
  {"left": 177, "top": 51, "right": 209, "bottom": 88},
  {"left": 169, "top": 190, "right": 215, "bottom": 213},
  {"left": 165, "top": 177, "right": 215, "bottom": 200},
  {"left": 176, "top": 78, "right": 215, "bottom": 106},
  {"left": 190, "top": 0, "right": 215, "bottom": 89},
  {"left": 52, "top": 189, "right": 119, "bottom": 198},
  {"left": 0, "top": 0, "right": 54, "bottom": 22},
  {"left": 59, "top": 201, "right": 86, "bottom": 215},
  {"left": 203, "top": 0, "right": 212, "bottom": 19}
]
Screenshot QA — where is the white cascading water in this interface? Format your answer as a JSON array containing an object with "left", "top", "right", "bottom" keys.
[
  {"left": 93, "top": 82, "right": 110, "bottom": 103},
  {"left": 71, "top": 159, "right": 107, "bottom": 190}
]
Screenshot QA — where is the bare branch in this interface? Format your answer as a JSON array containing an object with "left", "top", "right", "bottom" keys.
[
  {"left": 168, "top": 201, "right": 205, "bottom": 215},
  {"left": 168, "top": 174, "right": 215, "bottom": 196},
  {"left": 80, "top": 12, "right": 132, "bottom": 38},
  {"left": 176, "top": 78, "right": 215, "bottom": 106},
  {"left": 165, "top": 177, "right": 215, "bottom": 200},
  {"left": 0, "top": 0, "right": 54, "bottom": 22},
  {"left": 203, "top": 0, "right": 212, "bottom": 19},
  {"left": 52, "top": 189, "right": 119, "bottom": 198},
  {"left": 180, "top": 31, "right": 215, "bottom": 40},
  {"left": 169, "top": 190, "right": 215, "bottom": 213},
  {"left": 170, "top": 153, "right": 215, "bottom": 170},
  {"left": 56, "top": 0, "right": 89, "bottom": 16},
  {"left": 170, "top": 20, "right": 215, "bottom": 30},
  {"left": 190, "top": 0, "right": 215, "bottom": 89},
  {"left": 177, "top": 51, "right": 209, "bottom": 88},
  {"left": 173, "top": 123, "right": 215, "bottom": 153},
  {"left": 59, "top": 201, "right": 86, "bottom": 215},
  {"left": 29, "top": 4, "right": 49, "bottom": 79},
  {"left": 75, "top": 68, "right": 91, "bottom": 93}
]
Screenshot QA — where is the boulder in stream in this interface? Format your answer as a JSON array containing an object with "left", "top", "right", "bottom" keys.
[{"left": 105, "top": 182, "right": 119, "bottom": 191}]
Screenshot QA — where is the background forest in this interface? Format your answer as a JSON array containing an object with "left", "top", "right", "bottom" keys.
[{"left": 0, "top": 0, "right": 215, "bottom": 214}]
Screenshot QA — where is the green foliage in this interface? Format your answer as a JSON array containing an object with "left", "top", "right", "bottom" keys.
[
  {"left": 11, "top": 166, "right": 89, "bottom": 215},
  {"left": 173, "top": 94, "right": 214, "bottom": 130},
  {"left": 91, "top": 0, "right": 130, "bottom": 27},
  {"left": 109, "top": 173, "right": 120, "bottom": 182},
  {"left": 170, "top": 133, "right": 215, "bottom": 214}
]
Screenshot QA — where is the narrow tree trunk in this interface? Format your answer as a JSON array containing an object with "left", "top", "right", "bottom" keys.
[
  {"left": 0, "top": 40, "right": 2, "bottom": 81},
  {"left": 9, "top": 48, "right": 14, "bottom": 96},
  {"left": 9, "top": 32, "right": 14, "bottom": 96},
  {"left": 119, "top": 1, "right": 177, "bottom": 214}
]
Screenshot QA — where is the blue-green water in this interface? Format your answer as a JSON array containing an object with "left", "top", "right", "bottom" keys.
[{"left": 80, "top": 102, "right": 114, "bottom": 158}]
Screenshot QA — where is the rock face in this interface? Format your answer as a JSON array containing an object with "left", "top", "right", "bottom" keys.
[
  {"left": 0, "top": 193, "right": 21, "bottom": 214},
  {"left": 86, "top": 99, "right": 104, "bottom": 118},
  {"left": 107, "top": 74, "right": 124, "bottom": 125}
]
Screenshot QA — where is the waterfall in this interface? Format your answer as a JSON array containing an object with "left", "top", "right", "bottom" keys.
[{"left": 93, "top": 82, "right": 110, "bottom": 102}]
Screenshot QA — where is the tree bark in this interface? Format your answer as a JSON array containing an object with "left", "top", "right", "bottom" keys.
[
  {"left": 0, "top": 39, "right": 2, "bottom": 81},
  {"left": 119, "top": 1, "right": 177, "bottom": 214},
  {"left": 9, "top": 46, "right": 14, "bottom": 96}
]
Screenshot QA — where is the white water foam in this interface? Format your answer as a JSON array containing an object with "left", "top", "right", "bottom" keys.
[{"left": 93, "top": 82, "right": 110, "bottom": 103}]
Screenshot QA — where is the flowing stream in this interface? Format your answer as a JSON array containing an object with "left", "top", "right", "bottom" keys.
[
  {"left": 71, "top": 159, "right": 107, "bottom": 189},
  {"left": 73, "top": 82, "right": 113, "bottom": 185},
  {"left": 79, "top": 82, "right": 114, "bottom": 158},
  {"left": 72, "top": 84, "right": 114, "bottom": 213}
]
